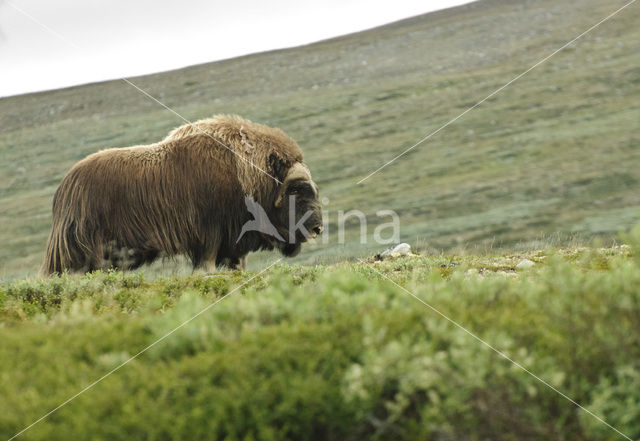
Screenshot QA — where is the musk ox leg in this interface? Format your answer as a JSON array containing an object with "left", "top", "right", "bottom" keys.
[
  {"left": 190, "top": 238, "right": 221, "bottom": 274},
  {"left": 102, "top": 242, "right": 160, "bottom": 271},
  {"left": 117, "top": 248, "right": 159, "bottom": 271},
  {"left": 192, "top": 252, "right": 218, "bottom": 274},
  {"left": 201, "top": 258, "right": 217, "bottom": 273},
  {"left": 214, "top": 254, "right": 247, "bottom": 271},
  {"left": 228, "top": 255, "right": 248, "bottom": 271},
  {"left": 192, "top": 260, "right": 216, "bottom": 275}
]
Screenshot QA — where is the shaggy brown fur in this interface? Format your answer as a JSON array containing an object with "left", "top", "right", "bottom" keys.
[{"left": 41, "top": 115, "right": 322, "bottom": 275}]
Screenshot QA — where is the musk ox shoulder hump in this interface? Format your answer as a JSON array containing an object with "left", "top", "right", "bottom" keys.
[{"left": 164, "top": 114, "right": 303, "bottom": 163}]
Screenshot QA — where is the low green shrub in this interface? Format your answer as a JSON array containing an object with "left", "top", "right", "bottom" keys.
[{"left": 0, "top": 246, "right": 638, "bottom": 440}]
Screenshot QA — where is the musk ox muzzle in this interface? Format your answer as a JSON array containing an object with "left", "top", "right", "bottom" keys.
[{"left": 40, "top": 114, "right": 322, "bottom": 275}]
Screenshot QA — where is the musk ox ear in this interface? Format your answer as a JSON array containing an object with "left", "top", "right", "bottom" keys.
[{"left": 274, "top": 162, "right": 312, "bottom": 208}]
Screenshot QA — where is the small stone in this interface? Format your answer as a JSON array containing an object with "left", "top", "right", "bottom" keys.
[
  {"left": 391, "top": 243, "right": 411, "bottom": 255},
  {"left": 516, "top": 259, "right": 535, "bottom": 270},
  {"left": 380, "top": 243, "right": 411, "bottom": 257}
]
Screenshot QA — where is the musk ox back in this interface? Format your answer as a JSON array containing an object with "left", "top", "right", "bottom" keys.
[{"left": 41, "top": 115, "right": 323, "bottom": 275}]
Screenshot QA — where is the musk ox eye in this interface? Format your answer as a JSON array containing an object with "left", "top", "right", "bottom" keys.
[{"left": 288, "top": 181, "right": 313, "bottom": 196}]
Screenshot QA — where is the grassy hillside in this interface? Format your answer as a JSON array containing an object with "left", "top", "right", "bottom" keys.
[
  {"left": 2, "top": 240, "right": 640, "bottom": 440},
  {"left": 1, "top": 0, "right": 639, "bottom": 278}
]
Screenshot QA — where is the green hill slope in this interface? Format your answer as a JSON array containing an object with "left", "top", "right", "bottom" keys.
[
  {"left": 1, "top": 244, "right": 640, "bottom": 440},
  {"left": 1, "top": 0, "right": 639, "bottom": 277}
]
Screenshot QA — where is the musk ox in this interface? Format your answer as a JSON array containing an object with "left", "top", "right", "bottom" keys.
[{"left": 41, "top": 115, "right": 323, "bottom": 275}]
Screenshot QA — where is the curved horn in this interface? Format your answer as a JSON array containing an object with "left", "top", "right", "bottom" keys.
[{"left": 274, "top": 162, "right": 312, "bottom": 207}]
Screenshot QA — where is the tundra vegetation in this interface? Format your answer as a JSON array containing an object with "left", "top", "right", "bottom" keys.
[{"left": 1, "top": 232, "right": 640, "bottom": 440}]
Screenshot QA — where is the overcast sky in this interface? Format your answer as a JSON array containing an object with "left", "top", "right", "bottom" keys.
[{"left": 0, "top": 0, "right": 475, "bottom": 98}]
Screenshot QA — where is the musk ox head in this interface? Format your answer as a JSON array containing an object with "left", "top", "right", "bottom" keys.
[{"left": 269, "top": 162, "right": 323, "bottom": 257}]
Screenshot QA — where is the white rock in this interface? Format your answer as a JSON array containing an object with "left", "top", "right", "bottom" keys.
[
  {"left": 391, "top": 243, "right": 411, "bottom": 255},
  {"left": 380, "top": 243, "right": 411, "bottom": 257},
  {"left": 516, "top": 259, "right": 535, "bottom": 269}
]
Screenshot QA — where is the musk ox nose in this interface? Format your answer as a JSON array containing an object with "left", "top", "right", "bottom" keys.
[{"left": 311, "top": 225, "right": 323, "bottom": 236}]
